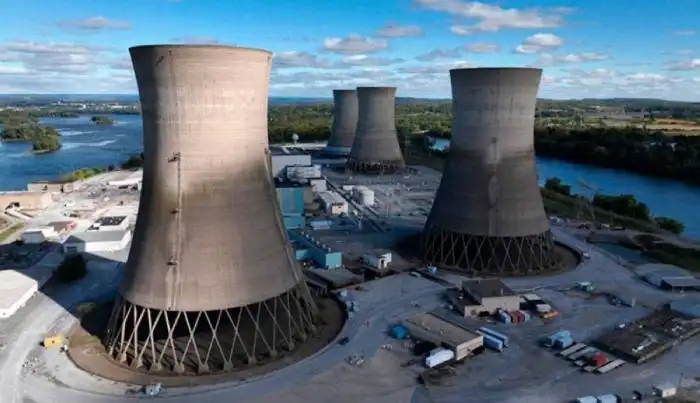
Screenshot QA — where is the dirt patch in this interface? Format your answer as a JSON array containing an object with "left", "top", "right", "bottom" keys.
[{"left": 66, "top": 297, "right": 345, "bottom": 387}]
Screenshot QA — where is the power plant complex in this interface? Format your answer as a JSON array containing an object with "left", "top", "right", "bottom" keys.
[
  {"left": 102, "top": 45, "right": 318, "bottom": 374},
  {"left": 422, "top": 68, "right": 558, "bottom": 275},
  {"left": 346, "top": 86, "right": 405, "bottom": 173},
  {"left": 325, "top": 89, "right": 358, "bottom": 155}
]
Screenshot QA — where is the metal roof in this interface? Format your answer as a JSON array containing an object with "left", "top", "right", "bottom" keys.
[
  {"left": 65, "top": 230, "right": 130, "bottom": 244},
  {"left": 403, "top": 312, "right": 481, "bottom": 347}
]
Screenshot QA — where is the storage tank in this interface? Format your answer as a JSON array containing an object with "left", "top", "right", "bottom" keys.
[
  {"left": 425, "top": 347, "right": 455, "bottom": 368},
  {"left": 358, "top": 188, "right": 375, "bottom": 206}
]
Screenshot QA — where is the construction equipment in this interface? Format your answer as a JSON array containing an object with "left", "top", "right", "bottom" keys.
[{"left": 43, "top": 335, "right": 65, "bottom": 349}]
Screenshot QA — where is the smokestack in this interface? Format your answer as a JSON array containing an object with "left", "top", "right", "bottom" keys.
[
  {"left": 325, "top": 89, "right": 358, "bottom": 155},
  {"left": 422, "top": 68, "right": 557, "bottom": 275},
  {"left": 346, "top": 86, "right": 405, "bottom": 173},
  {"left": 103, "top": 45, "right": 317, "bottom": 374}
]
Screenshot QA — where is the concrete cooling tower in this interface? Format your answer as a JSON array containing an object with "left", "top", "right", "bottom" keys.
[
  {"left": 103, "top": 45, "right": 317, "bottom": 374},
  {"left": 346, "top": 86, "right": 405, "bottom": 173},
  {"left": 422, "top": 68, "right": 557, "bottom": 275},
  {"left": 325, "top": 89, "right": 358, "bottom": 155}
]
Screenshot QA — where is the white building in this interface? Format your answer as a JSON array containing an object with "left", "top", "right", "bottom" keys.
[
  {"left": 0, "top": 267, "right": 53, "bottom": 318},
  {"left": 20, "top": 226, "right": 58, "bottom": 244},
  {"left": 363, "top": 250, "right": 392, "bottom": 270},
  {"left": 63, "top": 230, "right": 132, "bottom": 254},
  {"left": 89, "top": 215, "right": 130, "bottom": 231},
  {"left": 309, "top": 178, "right": 327, "bottom": 193},
  {"left": 270, "top": 153, "right": 312, "bottom": 178},
  {"left": 286, "top": 165, "right": 322, "bottom": 182},
  {"left": 353, "top": 186, "right": 375, "bottom": 206},
  {"left": 318, "top": 191, "right": 348, "bottom": 216}
]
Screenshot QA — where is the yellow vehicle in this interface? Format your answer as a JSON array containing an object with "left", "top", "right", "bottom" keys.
[{"left": 43, "top": 335, "right": 65, "bottom": 349}]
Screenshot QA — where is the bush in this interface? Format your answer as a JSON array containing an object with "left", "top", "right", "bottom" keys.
[
  {"left": 654, "top": 216, "right": 685, "bottom": 234},
  {"left": 56, "top": 254, "right": 87, "bottom": 283}
]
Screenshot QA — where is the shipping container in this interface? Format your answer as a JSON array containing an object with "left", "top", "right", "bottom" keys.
[
  {"left": 558, "top": 343, "right": 586, "bottom": 357},
  {"left": 568, "top": 347, "right": 596, "bottom": 361},
  {"left": 478, "top": 327, "right": 509, "bottom": 347},
  {"left": 425, "top": 348, "right": 455, "bottom": 368},
  {"left": 497, "top": 310, "right": 511, "bottom": 324},
  {"left": 536, "top": 303, "right": 553, "bottom": 313},
  {"left": 595, "top": 359, "right": 625, "bottom": 374},
  {"left": 389, "top": 325, "right": 408, "bottom": 340},
  {"left": 590, "top": 352, "right": 608, "bottom": 368},
  {"left": 508, "top": 311, "right": 519, "bottom": 324},
  {"left": 521, "top": 311, "right": 531, "bottom": 322},
  {"left": 479, "top": 333, "right": 504, "bottom": 352},
  {"left": 554, "top": 336, "right": 574, "bottom": 350}
]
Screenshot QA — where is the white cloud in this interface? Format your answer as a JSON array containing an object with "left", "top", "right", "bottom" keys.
[
  {"left": 376, "top": 22, "right": 424, "bottom": 38},
  {"left": 57, "top": 16, "right": 130, "bottom": 31},
  {"left": 337, "top": 54, "right": 403, "bottom": 67},
  {"left": 323, "top": 34, "right": 388, "bottom": 54},
  {"left": 514, "top": 33, "right": 563, "bottom": 54},
  {"left": 415, "top": 0, "right": 567, "bottom": 34},
  {"left": 665, "top": 58, "right": 700, "bottom": 71},
  {"left": 673, "top": 30, "right": 696, "bottom": 36},
  {"left": 532, "top": 52, "right": 608, "bottom": 66},
  {"left": 415, "top": 48, "right": 463, "bottom": 61},
  {"left": 109, "top": 57, "right": 133, "bottom": 70},
  {"left": 170, "top": 36, "right": 220, "bottom": 45},
  {"left": 273, "top": 51, "right": 331, "bottom": 69},
  {"left": 463, "top": 43, "right": 499, "bottom": 53}
]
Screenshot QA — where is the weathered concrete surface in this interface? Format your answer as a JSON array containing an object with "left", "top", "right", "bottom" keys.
[{"left": 326, "top": 89, "right": 358, "bottom": 155}]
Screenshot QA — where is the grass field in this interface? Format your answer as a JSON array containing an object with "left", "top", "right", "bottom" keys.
[{"left": 601, "top": 118, "right": 700, "bottom": 135}]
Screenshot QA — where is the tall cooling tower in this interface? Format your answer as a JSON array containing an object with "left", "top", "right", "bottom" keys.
[
  {"left": 325, "top": 89, "right": 358, "bottom": 155},
  {"left": 103, "top": 45, "right": 317, "bottom": 374},
  {"left": 422, "top": 68, "right": 557, "bottom": 275},
  {"left": 346, "top": 86, "right": 405, "bottom": 173}
]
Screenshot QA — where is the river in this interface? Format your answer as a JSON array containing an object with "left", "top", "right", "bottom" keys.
[{"left": 2, "top": 115, "right": 699, "bottom": 238}]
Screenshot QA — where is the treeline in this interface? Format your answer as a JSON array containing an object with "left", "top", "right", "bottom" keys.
[
  {"left": 544, "top": 177, "right": 685, "bottom": 234},
  {"left": 1, "top": 124, "right": 61, "bottom": 153}
]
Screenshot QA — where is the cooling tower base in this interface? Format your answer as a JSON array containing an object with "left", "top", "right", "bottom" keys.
[
  {"left": 66, "top": 292, "right": 344, "bottom": 385},
  {"left": 422, "top": 228, "right": 561, "bottom": 275},
  {"left": 346, "top": 158, "right": 406, "bottom": 174},
  {"left": 101, "top": 285, "right": 319, "bottom": 375}
]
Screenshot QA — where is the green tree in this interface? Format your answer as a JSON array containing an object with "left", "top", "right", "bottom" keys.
[
  {"left": 655, "top": 217, "right": 685, "bottom": 234},
  {"left": 544, "top": 177, "right": 571, "bottom": 196},
  {"left": 56, "top": 254, "right": 87, "bottom": 283}
]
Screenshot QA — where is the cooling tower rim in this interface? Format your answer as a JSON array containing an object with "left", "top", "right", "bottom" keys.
[
  {"left": 129, "top": 44, "right": 272, "bottom": 56},
  {"left": 449, "top": 67, "right": 542, "bottom": 74}
]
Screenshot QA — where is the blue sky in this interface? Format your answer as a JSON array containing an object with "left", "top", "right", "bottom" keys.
[{"left": 0, "top": 0, "right": 699, "bottom": 99}]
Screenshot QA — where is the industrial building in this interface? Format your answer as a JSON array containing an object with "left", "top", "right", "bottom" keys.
[
  {"left": 325, "top": 89, "right": 358, "bottom": 155},
  {"left": 102, "top": 44, "right": 318, "bottom": 375},
  {"left": 670, "top": 297, "right": 700, "bottom": 318},
  {"left": 286, "top": 165, "right": 321, "bottom": 183},
  {"left": 318, "top": 190, "right": 348, "bottom": 216},
  {"left": 422, "top": 68, "right": 557, "bottom": 275},
  {"left": 596, "top": 309, "right": 700, "bottom": 364},
  {"left": 0, "top": 191, "right": 53, "bottom": 210},
  {"left": 89, "top": 215, "right": 130, "bottom": 231},
  {"left": 63, "top": 229, "right": 132, "bottom": 254},
  {"left": 20, "top": 226, "right": 58, "bottom": 244},
  {"left": 402, "top": 312, "right": 484, "bottom": 360},
  {"left": 276, "top": 182, "right": 311, "bottom": 230},
  {"left": 636, "top": 263, "right": 700, "bottom": 292},
  {"left": 270, "top": 147, "right": 312, "bottom": 178},
  {"left": 346, "top": 87, "right": 405, "bottom": 173},
  {"left": 447, "top": 279, "right": 520, "bottom": 317},
  {"left": 362, "top": 250, "right": 392, "bottom": 270},
  {"left": 0, "top": 266, "right": 54, "bottom": 318},
  {"left": 289, "top": 229, "right": 343, "bottom": 269}
]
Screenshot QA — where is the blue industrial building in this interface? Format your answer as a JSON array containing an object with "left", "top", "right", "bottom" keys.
[
  {"left": 288, "top": 229, "right": 343, "bottom": 269},
  {"left": 276, "top": 182, "right": 308, "bottom": 230}
]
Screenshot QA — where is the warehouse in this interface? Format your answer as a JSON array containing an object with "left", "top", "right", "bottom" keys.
[
  {"left": 449, "top": 279, "right": 520, "bottom": 317},
  {"left": 0, "top": 191, "right": 53, "bottom": 210},
  {"left": 89, "top": 215, "right": 130, "bottom": 231},
  {"left": 288, "top": 229, "right": 343, "bottom": 269},
  {"left": 402, "top": 312, "right": 484, "bottom": 360},
  {"left": 636, "top": 263, "right": 700, "bottom": 292},
  {"left": 270, "top": 148, "right": 312, "bottom": 178},
  {"left": 20, "top": 226, "right": 58, "bottom": 244},
  {"left": 318, "top": 191, "right": 348, "bottom": 216},
  {"left": 63, "top": 230, "right": 132, "bottom": 254},
  {"left": 0, "top": 267, "right": 54, "bottom": 318}
]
